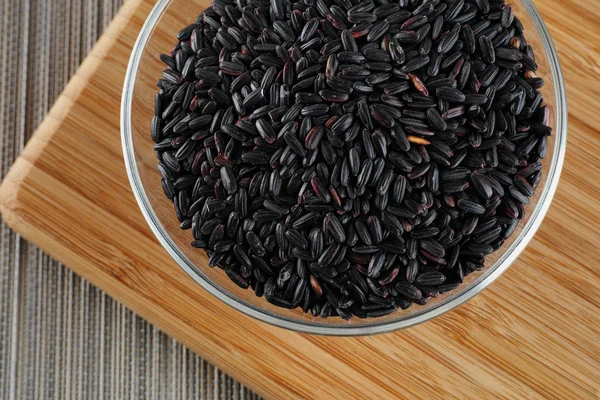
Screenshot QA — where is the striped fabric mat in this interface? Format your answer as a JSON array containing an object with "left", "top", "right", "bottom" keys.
[{"left": 0, "top": 1, "right": 259, "bottom": 398}]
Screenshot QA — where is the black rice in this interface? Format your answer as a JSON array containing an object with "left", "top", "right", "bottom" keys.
[{"left": 153, "top": 0, "right": 551, "bottom": 319}]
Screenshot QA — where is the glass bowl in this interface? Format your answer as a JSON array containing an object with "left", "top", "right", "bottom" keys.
[{"left": 121, "top": 0, "right": 567, "bottom": 335}]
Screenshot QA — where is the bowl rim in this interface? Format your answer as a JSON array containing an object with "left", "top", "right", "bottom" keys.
[{"left": 121, "top": 0, "right": 567, "bottom": 336}]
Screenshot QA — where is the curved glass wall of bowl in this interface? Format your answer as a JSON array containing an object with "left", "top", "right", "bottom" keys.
[{"left": 122, "top": 0, "right": 567, "bottom": 335}]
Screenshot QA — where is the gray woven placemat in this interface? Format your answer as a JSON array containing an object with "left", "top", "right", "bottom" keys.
[{"left": 0, "top": 1, "right": 259, "bottom": 398}]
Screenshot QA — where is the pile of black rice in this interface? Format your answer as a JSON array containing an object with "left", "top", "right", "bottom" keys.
[{"left": 152, "top": 0, "right": 551, "bottom": 319}]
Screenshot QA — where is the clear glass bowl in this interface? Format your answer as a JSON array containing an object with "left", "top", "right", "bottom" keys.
[{"left": 121, "top": 0, "right": 567, "bottom": 335}]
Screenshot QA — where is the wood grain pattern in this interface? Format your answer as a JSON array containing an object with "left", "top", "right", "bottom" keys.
[{"left": 1, "top": 0, "right": 599, "bottom": 398}]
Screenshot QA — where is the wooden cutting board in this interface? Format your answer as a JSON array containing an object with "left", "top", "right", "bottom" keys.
[{"left": 1, "top": 0, "right": 599, "bottom": 398}]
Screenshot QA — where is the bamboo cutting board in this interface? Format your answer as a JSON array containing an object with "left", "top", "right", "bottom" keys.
[{"left": 1, "top": 0, "right": 599, "bottom": 398}]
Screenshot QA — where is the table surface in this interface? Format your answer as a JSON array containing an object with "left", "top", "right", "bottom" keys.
[{"left": 0, "top": 0, "right": 259, "bottom": 398}]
